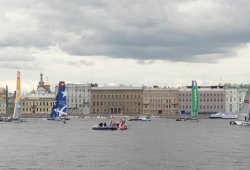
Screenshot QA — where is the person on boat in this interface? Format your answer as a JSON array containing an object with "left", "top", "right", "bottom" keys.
[
  {"left": 104, "top": 122, "right": 107, "bottom": 126},
  {"left": 245, "top": 116, "right": 247, "bottom": 122},
  {"left": 99, "top": 122, "right": 103, "bottom": 127}
]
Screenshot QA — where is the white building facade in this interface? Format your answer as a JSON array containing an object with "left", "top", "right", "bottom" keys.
[
  {"left": 225, "top": 85, "right": 249, "bottom": 113},
  {"left": 66, "top": 83, "right": 93, "bottom": 115}
]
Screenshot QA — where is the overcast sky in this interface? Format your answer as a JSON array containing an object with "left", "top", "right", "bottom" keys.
[{"left": 1, "top": 0, "right": 250, "bottom": 92}]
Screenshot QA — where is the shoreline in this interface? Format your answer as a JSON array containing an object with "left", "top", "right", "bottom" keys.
[{"left": 0, "top": 114, "right": 210, "bottom": 119}]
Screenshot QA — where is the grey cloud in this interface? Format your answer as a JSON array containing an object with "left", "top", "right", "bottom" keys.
[
  {"left": 0, "top": 62, "right": 37, "bottom": 70},
  {"left": 0, "top": 47, "right": 37, "bottom": 69},
  {"left": 1, "top": 0, "right": 250, "bottom": 63}
]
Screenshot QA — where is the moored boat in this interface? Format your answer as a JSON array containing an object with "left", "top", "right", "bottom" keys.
[
  {"left": 128, "top": 116, "right": 151, "bottom": 121},
  {"left": 209, "top": 112, "right": 238, "bottom": 119},
  {"left": 209, "top": 113, "right": 222, "bottom": 119}
]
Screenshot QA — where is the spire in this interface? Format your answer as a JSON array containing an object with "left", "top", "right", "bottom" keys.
[{"left": 39, "top": 70, "right": 44, "bottom": 86}]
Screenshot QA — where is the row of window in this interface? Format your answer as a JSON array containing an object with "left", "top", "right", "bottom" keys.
[
  {"left": 144, "top": 93, "right": 178, "bottom": 98},
  {"left": 68, "top": 99, "right": 89, "bottom": 103},
  {"left": 93, "top": 94, "right": 141, "bottom": 99},
  {"left": 180, "top": 105, "right": 224, "bottom": 109},
  {"left": 145, "top": 105, "right": 176, "bottom": 109},
  {"left": 68, "top": 104, "right": 90, "bottom": 108},
  {"left": 70, "top": 94, "right": 90, "bottom": 97},
  {"left": 180, "top": 99, "right": 224, "bottom": 102},
  {"left": 226, "top": 97, "right": 243, "bottom": 102},
  {"left": 93, "top": 101, "right": 141, "bottom": 107},
  {"left": 67, "top": 89, "right": 90, "bottom": 93},
  {"left": 92, "top": 108, "right": 141, "bottom": 113},
  {"left": 180, "top": 93, "right": 224, "bottom": 97},
  {"left": 22, "top": 101, "right": 54, "bottom": 106},
  {"left": 149, "top": 99, "right": 177, "bottom": 103},
  {"left": 22, "top": 108, "right": 49, "bottom": 112}
]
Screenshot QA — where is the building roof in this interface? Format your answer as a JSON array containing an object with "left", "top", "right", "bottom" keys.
[{"left": 91, "top": 86, "right": 143, "bottom": 91}]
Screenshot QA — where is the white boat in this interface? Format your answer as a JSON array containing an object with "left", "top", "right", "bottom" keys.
[
  {"left": 141, "top": 116, "right": 151, "bottom": 121},
  {"left": 209, "top": 113, "right": 222, "bottom": 119},
  {"left": 230, "top": 87, "right": 250, "bottom": 126},
  {"left": 128, "top": 116, "right": 151, "bottom": 121},
  {"left": 209, "top": 112, "right": 238, "bottom": 119},
  {"left": 221, "top": 113, "right": 238, "bottom": 119}
]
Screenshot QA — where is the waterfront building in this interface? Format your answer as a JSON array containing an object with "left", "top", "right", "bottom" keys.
[
  {"left": 21, "top": 72, "right": 55, "bottom": 115},
  {"left": 143, "top": 86, "right": 179, "bottom": 115},
  {"left": 0, "top": 87, "right": 6, "bottom": 114},
  {"left": 21, "top": 92, "right": 55, "bottom": 115},
  {"left": 0, "top": 87, "right": 15, "bottom": 115},
  {"left": 178, "top": 86, "right": 225, "bottom": 114},
  {"left": 90, "top": 86, "right": 143, "bottom": 115},
  {"left": 224, "top": 84, "right": 250, "bottom": 113},
  {"left": 66, "top": 83, "right": 94, "bottom": 115}
]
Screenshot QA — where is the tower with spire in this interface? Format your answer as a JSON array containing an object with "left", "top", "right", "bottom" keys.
[{"left": 37, "top": 71, "right": 51, "bottom": 93}]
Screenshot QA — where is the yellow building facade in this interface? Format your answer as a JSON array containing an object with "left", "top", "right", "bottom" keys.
[
  {"left": 90, "top": 87, "right": 143, "bottom": 115},
  {"left": 21, "top": 93, "right": 55, "bottom": 115},
  {"left": 143, "top": 87, "right": 179, "bottom": 116}
]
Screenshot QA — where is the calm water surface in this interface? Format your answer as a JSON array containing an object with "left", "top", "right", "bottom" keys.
[{"left": 0, "top": 118, "right": 250, "bottom": 170}]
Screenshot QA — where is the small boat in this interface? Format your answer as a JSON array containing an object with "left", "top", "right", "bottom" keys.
[
  {"left": 209, "top": 113, "right": 222, "bottom": 119},
  {"left": 209, "top": 112, "right": 238, "bottom": 119},
  {"left": 92, "top": 125, "right": 118, "bottom": 130},
  {"left": 111, "top": 120, "right": 128, "bottom": 130},
  {"left": 128, "top": 116, "right": 151, "bottom": 121},
  {"left": 119, "top": 126, "right": 128, "bottom": 130},
  {"left": 176, "top": 116, "right": 193, "bottom": 121}
]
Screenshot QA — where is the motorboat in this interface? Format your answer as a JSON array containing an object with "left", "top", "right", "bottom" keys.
[
  {"left": 221, "top": 113, "right": 238, "bottom": 119},
  {"left": 111, "top": 120, "right": 128, "bottom": 130},
  {"left": 176, "top": 116, "right": 192, "bottom": 121},
  {"left": 92, "top": 125, "right": 118, "bottom": 130},
  {"left": 230, "top": 120, "right": 250, "bottom": 126},
  {"left": 128, "top": 116, "right": 151, "bottom": 121},
  {"left": 209, "top": 113, "right": 222, "bottom": 119},
  {"left": 209, "top": 112, "right": 238, "bottom": 119}
]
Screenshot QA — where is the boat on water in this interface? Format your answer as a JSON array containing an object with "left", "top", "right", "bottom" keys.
[
  {"left": 176, "top": 80, "right": 199, "bottom": 121},
  {"left": 209, "top": 112, "right": 238, "bottom": 119},
  {"left": 112, "top": 120, "right": 128, "bottom": 130},
  {"left": 128, "top": 116, "right": 151, "bottom": 121},
  {"left": 46, "top": 81, "right": 69, "bottom": 122},
  {"left": 230, "top": 87, "right": 250, "bottom": 126},
  {"left": 0, "top": 71, "right": 24, "bottom": 123},
  {"left": 92, "top": 122, "right": 118, "bottom": 130},
  {"left": 176, "top": 116, "right": 193, "bottom": 121}
]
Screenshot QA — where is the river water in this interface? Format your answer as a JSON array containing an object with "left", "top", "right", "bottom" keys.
[{"left": 0, "top": 118, "right": 250, "bottom": 170}]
